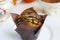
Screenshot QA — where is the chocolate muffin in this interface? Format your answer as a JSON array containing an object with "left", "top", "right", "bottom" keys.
[{"left": 13, "top": 7, "right": 47, "bottom": 40}]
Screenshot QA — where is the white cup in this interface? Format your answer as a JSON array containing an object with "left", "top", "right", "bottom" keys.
[
  {"left": 37, "top": 0, "right": 60, "bottom": 16},
  {"left": 0, "top": 0, "right": 11, "bottom": 22}
]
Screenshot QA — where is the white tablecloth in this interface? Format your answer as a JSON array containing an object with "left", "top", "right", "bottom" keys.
[{"left": 0, "top": 1, "right": 60, "bottom": 40}]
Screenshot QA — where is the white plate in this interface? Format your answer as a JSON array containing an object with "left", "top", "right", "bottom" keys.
[
  {"left": 37, "top": 25, "right": 51, "bottom": 40},
  {"left": 0, "top": 15, "right": 22, "bottom": 40},
  {"left": 0, "top": 15, "right": 51, "bottom": 40},
  {"left": 44, "top": 16, "right": 60, "bottom": 40}
]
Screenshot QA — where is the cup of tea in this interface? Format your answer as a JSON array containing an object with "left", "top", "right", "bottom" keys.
[{"left": 37, "top": 0, "right": 60, "bottom": 16}]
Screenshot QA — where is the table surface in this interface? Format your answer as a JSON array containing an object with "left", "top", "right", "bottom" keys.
[{"left": 0, "top": 1, "right": 60, "bottom": 40}]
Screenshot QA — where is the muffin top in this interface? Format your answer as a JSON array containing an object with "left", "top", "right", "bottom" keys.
[{"left": 15, "top": 7, "right": 44, "bottom": 28}]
